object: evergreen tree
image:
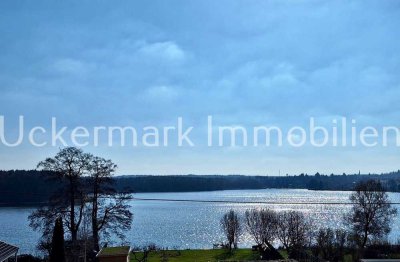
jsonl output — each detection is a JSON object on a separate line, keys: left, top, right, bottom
{"left": 49, "top": 217, "right": 65, "bottom": 262}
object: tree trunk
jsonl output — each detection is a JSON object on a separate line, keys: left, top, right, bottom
{"left": 92, "top": 179, "right": 100, "bottom": 252}
{"left": 362, "top": 231, "right": 368, "bottom": 249}
{"left": 92, "top": 200, "right": 99, "bottom": 251}
{"left": 70, "top": 178, "right": 77, "bottom": 242}
{"left": 361, "top": 220, "right": 370, "bottom": 249}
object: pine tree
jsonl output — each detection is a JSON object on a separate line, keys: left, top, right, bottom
{"left": 49, "top": 217, "right": 66, "bottom": 262}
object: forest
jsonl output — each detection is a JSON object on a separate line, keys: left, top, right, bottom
{"left": 1, "top": 169, "right": 400, "bottom": 206}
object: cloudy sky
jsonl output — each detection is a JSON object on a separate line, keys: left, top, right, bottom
{"left": 0, "top": 0, "right": 400, "bottom": 175}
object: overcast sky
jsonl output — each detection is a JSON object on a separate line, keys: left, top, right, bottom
{"left": 1, "top": 0, "right": 400, "bottom": 175}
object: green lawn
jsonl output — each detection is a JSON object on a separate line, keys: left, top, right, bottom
{"left": 130, "top": 249, "right": 263, "bottom": 262}
{"left": 128, "top": 247, "right": 400, "bottom": 262}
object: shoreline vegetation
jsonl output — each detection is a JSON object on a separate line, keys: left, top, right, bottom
{"left": 1, "top": 169, "right": 400, "bottom": 207}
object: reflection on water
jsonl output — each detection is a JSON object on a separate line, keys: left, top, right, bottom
{"left": 1, "top": 189, "right": 399, "bottom": 255}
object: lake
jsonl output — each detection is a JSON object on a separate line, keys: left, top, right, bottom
{"left": 1, "top": 189, "right": 400, "bottom": 255}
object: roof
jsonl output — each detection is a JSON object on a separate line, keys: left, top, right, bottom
{"left": 0, "top": 241, "right": 19, "bottom": 262}
{"left": 97, "top": 246, "right": 130, "bottom": 257}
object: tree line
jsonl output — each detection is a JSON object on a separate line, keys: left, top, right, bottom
{"left": 219, "top": 180, "right": 398, "bottom": 261}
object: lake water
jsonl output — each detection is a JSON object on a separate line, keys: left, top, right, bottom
{"left": 1, "top": 189, "right": 400, "bottom": 256}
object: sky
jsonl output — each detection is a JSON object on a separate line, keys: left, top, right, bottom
{"left": 0, "top": 0, "right": 400, "bottom": 175}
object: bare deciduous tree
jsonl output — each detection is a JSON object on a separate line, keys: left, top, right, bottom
{"left": 87, "top": 156, "right": 133, "bottom": 252}
{"left": 276, "top": 211, "right": 312, "bottom": 254}
{"left": 335, "top": 229, "right": 348, "bottom": 261}
{"left": 316, "top": 227, "right": 348, "bottom": 262}
{"left": 30, "top": 147, "right": 91, "bottom": 243}
{"left": 317, "top": 228, "right": 334, "bottom": 260}
{"left": 345, "top": 180, "right": 397, "bottom": 251}
{"left": 220, "top": 210, "right": 241, "bottom": 251}
{"left": 245, "top": 208, "right": 277, "bottom": 246}
{"left": 94, "top": 193, "right": 133, "bottom": 245}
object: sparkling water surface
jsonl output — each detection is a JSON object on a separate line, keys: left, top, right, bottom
{"left": 1, "top": 189, "right": 399, "bottom": 255}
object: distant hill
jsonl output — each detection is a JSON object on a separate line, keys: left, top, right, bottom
{"left": 1, "top": 170, "right": 400, "bottom": 206}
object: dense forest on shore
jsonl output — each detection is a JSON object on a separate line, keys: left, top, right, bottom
{"left": 1, "top": 170, "right": 400, "bottom": 206}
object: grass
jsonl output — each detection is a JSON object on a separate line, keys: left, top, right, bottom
{"left": 129, "top": 247, "right": 400, "bottom": 262}
{"left": 130, "top": 248, "right": 290, "bottom": 262}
